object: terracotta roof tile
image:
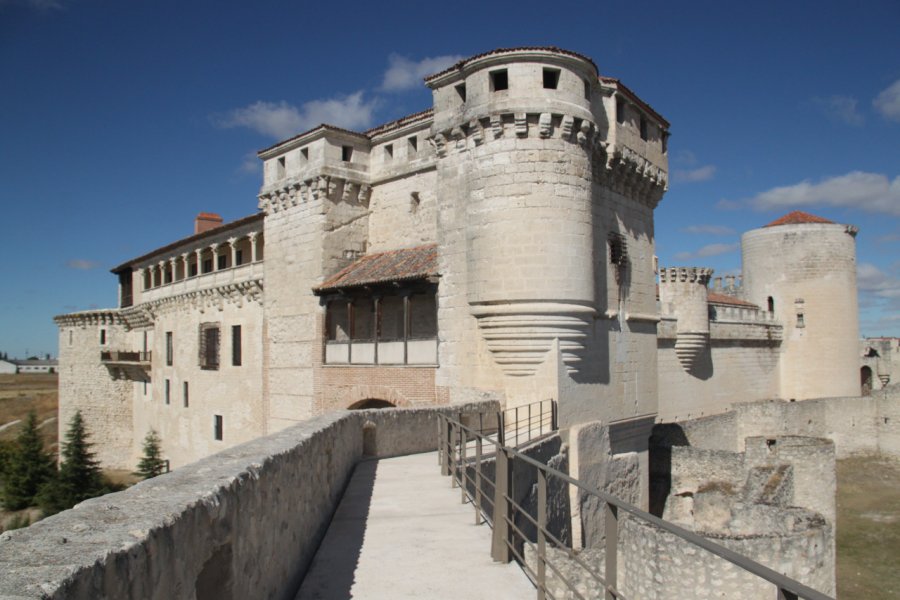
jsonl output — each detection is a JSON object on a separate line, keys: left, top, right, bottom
{"left": 708, "top": 293, "right": 758, "bottom": 308}
{"left": 314, "top": 244, "right": 438, "bottom": 293}
{"left": 764, "top": 211, "right": 835, "bottom": 227}
{"left": 424, "top": 46, "right": 598, "bottom": 82}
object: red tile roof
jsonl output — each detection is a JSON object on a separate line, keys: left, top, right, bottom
{"left": 314, "top": 244, "right": 438, "bottom": 293}
{"left": 708, "top": 293, "right": 759, "bottom": 308}
{"left": 424, "top": 46, "right": 598, "bottom": 82}
{"left": 111, "top": 213, "right": 264, "bottom": 274}
{"left": 764, "top": 211, "right": 835, "bottom": 227}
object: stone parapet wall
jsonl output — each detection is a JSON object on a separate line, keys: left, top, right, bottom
{"left": 0, "top": 402, "right": 496, "bottom": 599}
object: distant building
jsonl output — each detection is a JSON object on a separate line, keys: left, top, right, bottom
{"left": 0, "top": 359, "right": 16, "bottom": 374}
{"left": 12, "top": 358, "right": 58, "bottom": 374}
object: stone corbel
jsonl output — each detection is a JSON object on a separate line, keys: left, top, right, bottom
{"left": 490, "top": 114, "right": 503, "bottom": 139}
{"left": 539, "top": 113, "right": 552, "bottom": 138}
{"left": 560, "top": 115, "right": 575, "bottom": 141}
{"left": 470, "top": 119, "right": 484, "bottom": 145}
{"left": 514, "top": 113, "right": 527, "bottom": 138}
{"left": 358, "top": 184, "right": 372, "bottom": 204}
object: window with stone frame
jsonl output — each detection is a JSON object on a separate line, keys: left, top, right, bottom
{"left": 199, "top": 323, "right": 220, "bottom": 370}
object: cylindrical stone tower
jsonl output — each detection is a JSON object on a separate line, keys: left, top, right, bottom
{"left": 741, "top": 211, "right": 859, "bottom": 400}
{"left": 428, "top": 48, "right": 599, "bottom": 376}
{"left": 659, "top": 267, "right": 713, "bottom": 371}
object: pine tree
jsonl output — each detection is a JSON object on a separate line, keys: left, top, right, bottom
{"left": 134, "top": 429, "right": 166, "bottom": 479}
{"left": 1, "top": 411, "right": 54, "bottom": 511}
{"left": 38, "top": 410, "right": 105, "bottom": 515}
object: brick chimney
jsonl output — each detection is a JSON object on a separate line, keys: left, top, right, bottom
{"left": 194, "top": 212, "right": 223, "bottom": 234}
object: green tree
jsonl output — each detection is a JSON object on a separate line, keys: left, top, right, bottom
{"left": 1, "top": 412, "right": 55, "bottom": 511}
{"left": 134, "top": 429, "right": 166, "bottom": 479}
{"left": 38, "top": 410, "right": 105, "bottom": 515}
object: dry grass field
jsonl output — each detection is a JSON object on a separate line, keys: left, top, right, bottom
{"left": 0, "top": 373, "right": 59, "bottom": 451}
{"left": 836, "top": 455, "right": 900, "bottom": 599}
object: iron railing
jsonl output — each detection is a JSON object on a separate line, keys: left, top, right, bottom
{"left": 498, "top": 399, "right": 557, "bottom": 447}
{"left": 437, "top": 414, "right": 833, "bottom": 600}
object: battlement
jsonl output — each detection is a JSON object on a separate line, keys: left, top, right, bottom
{"left": 658, "top": 266, "right": 713, "bottom": 285}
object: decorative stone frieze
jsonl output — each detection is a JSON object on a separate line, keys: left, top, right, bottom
{"left": 53, "top": 309, "right": 124, "bottom": 328}
{"left": 259, "top": 175, "right": 370, "bottom": 214}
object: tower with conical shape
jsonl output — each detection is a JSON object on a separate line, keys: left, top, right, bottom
{"left": 741, "top": 211, "right": 860, "bottom": 400}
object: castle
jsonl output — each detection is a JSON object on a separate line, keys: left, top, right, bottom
{"left": 54, "top": 46, "right": 861, "bottom": 476}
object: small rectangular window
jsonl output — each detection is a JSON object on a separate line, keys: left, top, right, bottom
{"left": 189, "top": 263, "right": 198, "bottom": 277}
{"left": 232, "top": 325, "right": 242, "bottom": 366}
{"left": 300, "top": 147, "right": 309, "bottom": 163}
{"left": 143, "top": 380, "right": 147, "bottom": 396}
{"left": 99, "top": 329, "right": 106, "bottom": 345}
{"left": 276, "top": 156, "right": 286, "bottom": 178}
{"left": 165, "top": 332, "right": 173, "bottom": 366}
{"left": 235, "top": 249, "right": 243, "bottom": 266}
{"left": 214, "top": 415, "right": 223, "bottom": 441}
{"left": 640, "top": 116, "right": 648, "bottom": 141}
{"left": 165, "top": 379, "right": 170, "bottom": 405}
{"left": 490, "top": 69, "right": 508, "bottom": 91}
{"left": 583, "top": 78, "right": 591, "bottom": 100}
{"left": 616, "top": 98, "right": 625, "bottom": 124}
{"left": 202, "top": 258, "right": 212, "bottom": 274}
{"left": 342, "top": 145, "right": 353, "bottom": 162}
{"left": 662, "top": 132, "right": 668, "bottom": 154}
{"left": 455, "top": 83, "right": 467, "bottom": 101}
{"left": 199, "top": 323, "right": 220, "bottom": 370}
{"left": 384, "top": 144, "right": 393, "bottom": 160}
{"left": 408, "top": 136, "right": 418, "bottom": 156}
{"left": 183, "top": 381, "right": 189, "bottom": 408}
{"left": 217, "top": 254, "right": 227, "bottom": 270}
{"left": 542, "top": 68, "right": 560, "bottom": 89}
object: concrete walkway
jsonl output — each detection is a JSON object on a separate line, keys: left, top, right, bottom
{"left": 295, "top": 452, "right": 535, "bottom": 600}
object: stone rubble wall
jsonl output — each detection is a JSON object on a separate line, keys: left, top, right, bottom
{"left": 0, "top": 402, "right": 495, "bottom": 600}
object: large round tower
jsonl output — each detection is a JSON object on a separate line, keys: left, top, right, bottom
{"left": 741, "top": 211, "right": 859, "bottom": 400}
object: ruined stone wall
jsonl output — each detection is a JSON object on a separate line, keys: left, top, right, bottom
{"left": 55, "top": 312, "right": 134, "bottom": 469}
{"left": 0, "top": 403, "right": 496, "bottom": 599}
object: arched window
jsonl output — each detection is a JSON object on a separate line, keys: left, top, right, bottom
{"left": 861, "top": 366, "right": 873, "bottom": 397}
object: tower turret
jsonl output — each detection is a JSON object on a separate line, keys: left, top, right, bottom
{"left": 659, "top": 267, "right": 713, "bottom": 371}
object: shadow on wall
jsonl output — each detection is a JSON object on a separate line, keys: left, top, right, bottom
{"left": 648, "top": 423, "right": 690, "bottom": 517}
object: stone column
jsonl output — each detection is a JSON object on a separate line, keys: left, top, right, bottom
{"left": 136, "top": 268, "right": 145, "bottom": 291}
{"left": 210, "top": 243, "right": 220, "bottom": 271}
{"left": 169, "top": 257, "right": 178, "bottom": 282}
{"left": 248, "top": 232, "right": 259, "bottom": 263}
{"left": 194, "top": 248, "right": 203, "bottom": 276}
{"left": 228, "top": 237, "right": 238, "bottom": 267}
{"left": 157, "top": 261, "right": 166, "bottom": 286}
{"left": 181, "top": 253, "right": 190, "bottom": 279}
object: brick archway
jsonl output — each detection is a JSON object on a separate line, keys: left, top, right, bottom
{"left": 349, "top": 399, "right": 395, "bottom": 409}
{"left": 345, "top": 385, "right": 411, "bottom": 409}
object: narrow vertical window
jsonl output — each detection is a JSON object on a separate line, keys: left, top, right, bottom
{"left": 640, "top": 116, "right": 648, "bottom": 141}
{"left": 217, "top": 254, "right": 227, "bottom": 270}
{"left": 143, "top": 380, "right": 147, "bottom": 396}
{"left": 616, "top": 97, "right": 625, "bottom": 124}
{"left": 455, "top": 83, "right": 466, "bottom": 102}
{"left": 199, "top": 323, "right": 220, "bottom": 370}
{"left": 232, "top": 325, "right": 242, "bottom": 366}
{"left": 165, "top": 379, "right": 170, "bottom": 405}
{"left": 300, "top": 147, "right": 309, "bottom": 163}
{"left": 767, "top": 297, "right": 775, "bottom": 313}
{"left": 100, "top": 329, "right": 106, "bottom": 345}
{"left": 235, "top": 249, "right": 243, "bottom": 266}
{"left": 214, "top": 415, "right": 223, "bottom": 441}
{"left": 384, "top": 144, "right": 393, "bottom": 160}
{"left": 276, "top": 156, "right": 286, "bottom": 178}
{"left": 583, "top": 77, "right": 591, "bottom": 100}
{"left": 183, "top": 381, "right": 189, "bottom": 408}
{"left": 165, "top": 331, "right": 173, "bottom": 366}
{"left": 407, "top": 136, "right": 418, "bottom": 156}
{"left": 342, "top": 145, "right": 353, "bottom": 162}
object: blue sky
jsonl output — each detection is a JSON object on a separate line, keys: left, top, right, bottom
{"left": 1, "top": 0, "right": 899, "bottom": 358}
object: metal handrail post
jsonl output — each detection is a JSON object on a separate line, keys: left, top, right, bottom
{"left": 491, "top": 447, "right": 512, "bottom": 563}
{"left": 551, "top": 399, "right": 557, "bottom": 431}
{"left": 475, "top": 436, "right": 483, "bottom": 525}
{"left": 497, "top": 411, "right": 506, "bottom": 446}
{"left": 440, "top": 416, "right": 451, "bottom": 477}
{"left": 537, "top": 469, "right": 548, "bottom": 600}
{"left": 451, "top": 422, "right": 459, "bottom": 488}
{"left": 605, "top": 501, "right": 618, "bottom": 600}
{"left": 460, "top": 427, "right": 468, "bottom": 504}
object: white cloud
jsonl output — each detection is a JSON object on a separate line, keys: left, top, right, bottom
{"left": 380, "top": 54, "right": 463, "bottom": 92}
{"left": 812, "top": 95, "right": 863, "bottom": 125}
{"left": 680, "top": 225, "right": 735, "bottom": 236}
{"left": 673, "top": 243, "right": 739, "bottom": 261}
{"left": 874, "top": 79, "right": 900, "bottom": 122}
{"left": 66, "top": 259, "right": 100, "bottom": 270}
{"left": 744, "top": 171, "right": 900, "bottom": 215}
{"left": 672, "top": 165, "right": 716, "bottom": 183}
{"left": 672, "top": 149, "right": 697, "bottom": 166}
{"left": 238, "top": 153, "right": 260, "bottom": 175}
{"left": 215, "top": 93, "right": 379, "bottom": 139}
{"left": 858, "top": 262, "right": 900, "bottom": 299}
